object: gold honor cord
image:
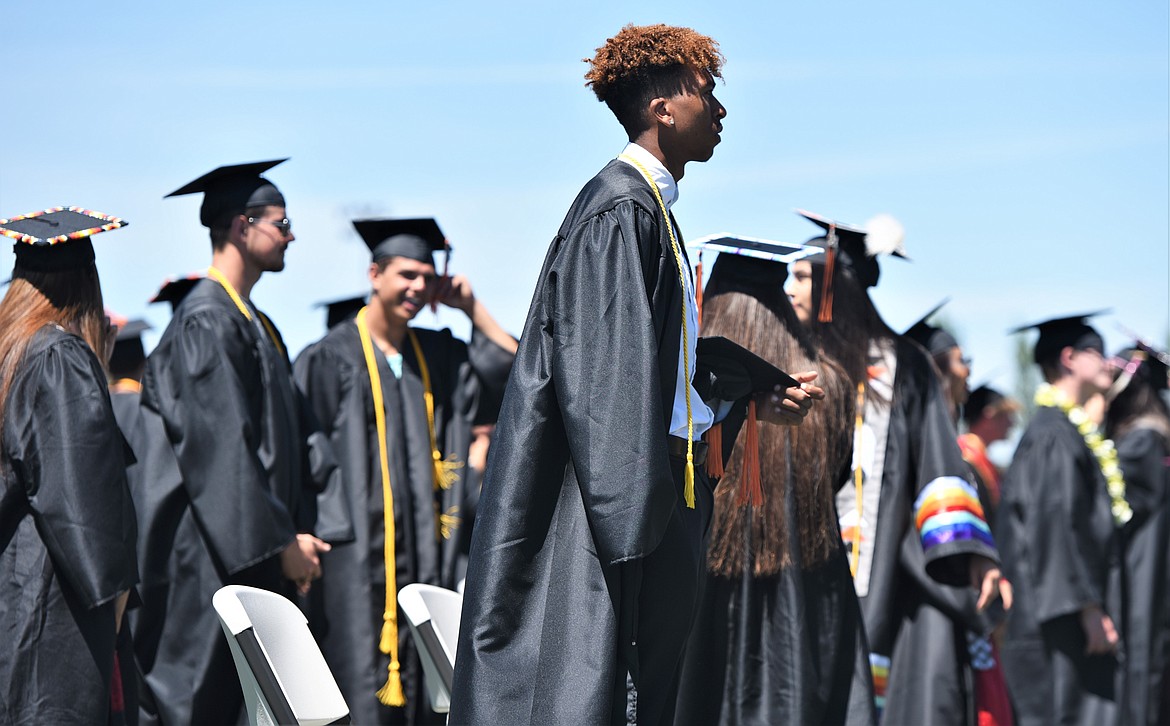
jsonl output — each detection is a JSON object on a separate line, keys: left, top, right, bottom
{"left": 406, "top": 329, "right": 463, "bottom": 501}
{"left": 355, "top": 307, "right": 406, "bottom": 707}
{"left": 206, "top": 266, "right": 285, "bottom": 359}
{"left": 618, "top": 153, "right": 695, "bottom": 509}
{"left": 849, "top": 381, "right": 866, "bottom": 578}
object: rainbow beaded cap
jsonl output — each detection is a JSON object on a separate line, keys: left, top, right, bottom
{"left": 2, "top": 206, "right": 128, "bottom": 271}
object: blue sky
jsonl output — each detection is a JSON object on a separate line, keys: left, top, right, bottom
{"left": 2, "top": 0, "right": 1167, "bottom": 400}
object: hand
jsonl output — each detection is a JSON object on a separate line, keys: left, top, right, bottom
{"left": 281, "top": 534, "right": 332, "bottom": 595}
{"left": 1080, "top": 605, "right": 1119, "bottom": 655}
{"left": 969, "top": 555, "right": 1003, "bottom": 612}
{"left": 437, "top": 274, "right": 476, "bottom": 315}
{"left": 757, "top": 371, "right": 823, "bottom": 426}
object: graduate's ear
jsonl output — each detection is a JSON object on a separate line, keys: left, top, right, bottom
{"left": 368, "top": 261, "right": 382, "bottom": 285}
{"left": 1058, "top": 345, "right": 1078, "bottom": 375}
{"left": 649, "top": 96, "right": 673, "bottom": 129}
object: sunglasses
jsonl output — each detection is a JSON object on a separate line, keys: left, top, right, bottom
{"left": 247, "top": 216, "right": 293, "bottom": 236}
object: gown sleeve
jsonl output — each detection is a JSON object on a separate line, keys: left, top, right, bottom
{"left": 144, "top": 311, "right": 296, "bottom": 575}
{"left": 5, "top": 335, "right": 138, "bottom": 609}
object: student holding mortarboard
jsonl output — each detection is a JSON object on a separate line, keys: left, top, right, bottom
{"left": 0, "top": 207, "right": 138, "bottom": 723}
{"left": 292, "top": 217, "right": 516, "bottom": 724}
{"left": 786, "top": 210, "right": 1006, "bottom": 726}
{"left": 450, "top": 25, "right": 823, "bottom": 726}
{"left": 673, "top": 235, "right": 876, "bottom": 725}
{"left": 1103, "top": 340, "right": 1170, "bottom": 726}
{"left": 132, "top": 160, "right": 334, "bottom": 725}
{"left": 997, "top": 313, "right": 1122, "bottom": 725}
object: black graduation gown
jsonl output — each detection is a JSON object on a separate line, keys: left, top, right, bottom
{"left": 0, "top": 326, "right": 138, "bottom": 724}
{"left": 997, "top": 406, "right": 1118, "bottom": 726}
{"left": 676, "top": 438, "right": 875, "bottom": 726}
{"left": 844, "top": 338, "right": 1000, "bottom": 726}
{"left": 292, "top": 321, "right": 513, "bottom": 725}
{"left": 132, "top": 279, "right": 323, "bottom": 725}
{"left": 449, "top": 160, "right": 712, "bottom": 726}
{"left": 1113, "top": 425, "right": 1170, "bottom": 726}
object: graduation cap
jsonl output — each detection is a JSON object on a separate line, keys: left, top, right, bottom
{"left": 1109, "top": 339, "right": 1170, "bottom": 398}
{"left": 149, "top": 273, "right": 204, "bottom": 312}
{"left": 696, "top": 336, "right": 798, "bottom": 395}
{"left": 315, "top": 294, "right": 366, "bottom": 329}
{"left": 1, "top": 206, "right": 128, "bottom": 272}
{"left": 165, "top": 159, "right": 288, "bottom": 228}
{"left": 902, "top": 299, "right": 959, "bottom": 357}
{"left": 107, "top": 312, "right": 152, "bottom": 379}
{"left": 687, "top": 234, "right": 822, "bottom": 325}
{"left": 354, "top": 217, "right": 450, "bottom": 265}
{"left": 1011, "top": 311, "right": 1107, "bottom": 365}
{"left": 962, "top": 384, "right": 1020, "bottom": 427}
{"left": 795, "top": 209, "right": 906, "bottom": 322}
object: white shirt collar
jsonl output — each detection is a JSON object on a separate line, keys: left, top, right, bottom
{"left": 618, "top": 142, "right": 679, "bottom": 210}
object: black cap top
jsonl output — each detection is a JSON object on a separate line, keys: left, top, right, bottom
{"left": 315, "top": 294, "right": 366, "bottom": 329}
{"left": 354, "top": 218, "right": 448, "bottom": 265}
{"left": 696, "top": 336, "right": 798, "bottom": 394}
{"left": 165, "top": 159, "right": 288, "bottom": 228}
{"left": 1, "top": 206, "right": 129, "bottom": 272}
{"left": 795, "top": 209, "right": 906, "bottom": 289}
{"left": 1012, "top": 311, "right": 1108, "bottom": 365}
{"left": 1111, "top": 341, "right": 1170, "bottom": 394}
{"left": 150, "top": 273, "right": 204, "bottom": 312}
{"left": 903, "top": 299, "right": 959, "bottom": 357}
{"left": 962, "top": 384, "right": 1019, "bottom": 426}
{"left": 114, "top": 318, "right": 152, "bottom": 342}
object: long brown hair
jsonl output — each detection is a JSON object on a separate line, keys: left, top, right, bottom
{"left": 806, "top": 259, "right": 895, "bottom": 389}
{"left": 702, "top": 255, "right": 855, "bottom": 577}
{"left": 0, "top": 264, "right": 109, "bottom": 425}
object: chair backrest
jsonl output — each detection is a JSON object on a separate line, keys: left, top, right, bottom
{"left": 397, "top": 583, "right": 462, "bottom": 714}
{"left": 213, "top": 585, "right": 350, "bottom": 726}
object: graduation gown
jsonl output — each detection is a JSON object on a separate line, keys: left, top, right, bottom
{"left": 292, "top": 321, "right": 513, "bottom": 725}
{"left": 997, "top": 406, "right": 1118, "bottom": 726}
{"left": 1113, "top": 425, "right": 1170, "bottom": 726}
{"left": 132, "top": 278, "right": 324, "bottom": 725}
{"left": 0, "top": 326, "right": 138, "bottom": 724}
{"left": 450, "top": 160, "right": 712, "bottom": 726}
{"left": 837, "top": 337, "right": 1000, "bottom": 725}
{"left": 676, "top": 439, "right": 875, "bottom": 726}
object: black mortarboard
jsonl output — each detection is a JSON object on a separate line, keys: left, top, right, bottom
{"left": 115, "top": 318, "right": 152, "bottom": 341}
{"left": 689, "top": 234, "right": 822, "bottom": 314}
{"left": 696, "top": 336, "right": 798, "bottom": 394}
{"left": 795, "top": 209, "right": 907, "bottom": 289}
{"left": 903, "top": 299, "right": 959, "bottom": 357}
{"left": 107, "top": 312, "right": 151, "bottom": 379}
{"left": 354, "top": 218, "right": 449, "bottom": 265}
{"left": 149, "top": 273, "right": 204, "bottom": 312}
{"left": 962, "top": 384, "right": 1019, "bottom": 426}
{"left": 1110, "top": 340, "right": 1170, "bottom": 395}
{"left": 165, "top": 159, "right": 288, "bottom": 228}
{"left": 1011, "top": 311, "right": 1107, "bottom": 365}
{"left": 1, "top": 206, "right": 128, "bottom": 272}
{"left": 315, "top": 295, "right": 366, "bottom": 329}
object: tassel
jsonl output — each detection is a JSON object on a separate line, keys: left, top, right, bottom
{"left": 695, "top": 252, "right": 704, "bottom": 330}
{"left": 433, "top": 452, "right": 463, "bottom": 491}
{"left": 684, "top": 458, "right": 696, "bottom": 509}
{"left": 705, "top": 423, "right": 724, "bottom": 478}
{"left": 375, "top": 661, "right": 406, "bottom": 707}
{"left": 817, "top": 246, "right": 836, "bottom": 323}
{"left": 376, "top": 615, "right": 407, "bottom": 706}
{"left": 740, "top": 400, "right": 763, "bottom": 507}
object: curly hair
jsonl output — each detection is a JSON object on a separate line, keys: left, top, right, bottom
{"left": 584, "top": 24, "right": 724, "bottom": 135}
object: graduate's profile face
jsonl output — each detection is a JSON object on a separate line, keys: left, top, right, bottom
{"left": 663, "top": 68, "right": 726, "bottom": 164}
{"left": 242, "top": 206, "right": 294, "bottom": 272}
{"left": 370, "top": 256, "right": 437, "bottom": 322}
{"left": 1068, "top": 346, "right": 1112, "bottom": 394}
{"left": 787, "top": 260, "right": 814, "bottom": 324}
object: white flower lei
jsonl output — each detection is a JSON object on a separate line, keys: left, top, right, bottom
{"left": 1034, "top": 383, "right": 1132, "bottom": 524}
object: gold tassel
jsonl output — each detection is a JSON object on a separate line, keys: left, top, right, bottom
{"left": 705, "top": 423, "right": 724, "bottom": 479}
{"left": 375, "top": 653, "right": 406, "bottom": 707}
{"left": 684, "top": 458, "right": 696, "bottom": 509}
{"left": 433, "top": 452, "right": 463, "bottom": 491}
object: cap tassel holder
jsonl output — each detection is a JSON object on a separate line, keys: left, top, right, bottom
{"left": 817, "top": 224, "right": 837, "bottom": 323}
{"left": 736, "top": 400, "right": 763, "bottom": 507}
{"left": 705, "top": 422, "right": 724, "bottom": 478}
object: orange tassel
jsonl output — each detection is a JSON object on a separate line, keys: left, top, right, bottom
{"left": 817, "top": 223, "right": 837, "bottom": 323}
{"left": 737, "top": 400, "right": 764, "bottom": 507}
{"left": 705, "top": 422, "right": 724, "bottom": 478}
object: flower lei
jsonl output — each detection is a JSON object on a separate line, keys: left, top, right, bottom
{"left": 1034, "top": 383, "right": 1132, "bottom": 524}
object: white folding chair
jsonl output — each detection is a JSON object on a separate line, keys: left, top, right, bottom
{"left": 398, "top": 583, "right": 462, "bottom": 714}
{"left": 213, "top": 585, "right": 350, "bottom": 726}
